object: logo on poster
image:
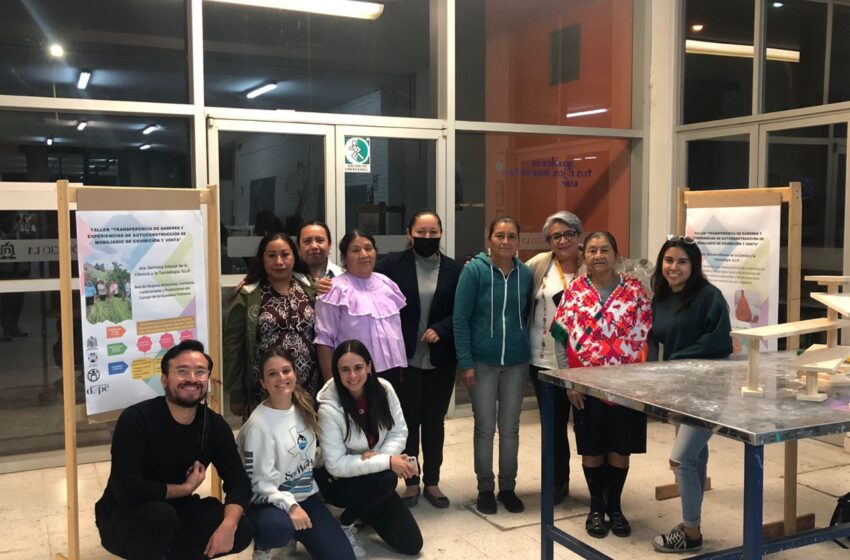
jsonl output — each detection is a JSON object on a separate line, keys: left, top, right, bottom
{"left": 0, "top": 242, "right": 15, "bottom": 261}
{"left": 87, "top": 368, "right": 101, "bottom": 382}
{"left": 86, "top": 384, "right": 109, "bottom": 396}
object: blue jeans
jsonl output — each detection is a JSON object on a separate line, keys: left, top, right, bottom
{"left": 670, "top": 423, "right": 712, "bottom": 528}
{"left": 469, "top": 361, "right": 528, "bottom": 492}
{"left": 247, "top": 493, "right": 355, "bottom": 560}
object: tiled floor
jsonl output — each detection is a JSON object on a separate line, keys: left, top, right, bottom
{"left": 8, "top": 410, "right": 850, "bottom": 559}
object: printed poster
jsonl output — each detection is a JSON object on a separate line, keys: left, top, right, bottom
{"left": 686, "top": 205, "right": 781, "bottom": 352}
{"left": 76, "top": 211, "right": 208, "bottom": 415}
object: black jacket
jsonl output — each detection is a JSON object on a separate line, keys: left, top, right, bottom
{"left": 374, "top": 249, "right": 461, "bottom": 368}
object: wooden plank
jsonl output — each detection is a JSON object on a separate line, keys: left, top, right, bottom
{"left": 784, "top": 441, "right": 798, "bottom": 535}
{"left": 684, "top": 188, "right": 784, "bottom": 209}
{"left": 790, "top": 345, "right": 850, "bottom": 373}
{"left": 76, "top": 186, "right": 202, "bottom": 211}
{"left": 655, "top": 477, "right": 713, "bottom": 501}
{"left": 811, "top": 292, "right": 850, "bottom": 317}
{"left": 205, "top": 184, "right": 224, "bottom": 502}
{"left": 786, "top": 182, "right": 802, "bottom": 351}
{"left": 731, "top": 318, "right": 850, "bottom": 341}
{"left": 676, "top": 187, "right": 687, "bottom": 235}
{"left": 805, "top": 275, "right": 850, "bottom": 285}
{"left": 762, "top": 513, "right": 816, "bottom": 540}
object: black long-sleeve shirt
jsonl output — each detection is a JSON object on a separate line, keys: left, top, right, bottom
{"left": 649, "top": 283, "right": 733, "bottom": 361}
{"left": 98, "top": 397, "right": 251, "bottom": 513}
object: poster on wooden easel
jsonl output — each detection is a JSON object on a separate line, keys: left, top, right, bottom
{"left": 76, "top": 210, "right": 208, "bottom": 415}
{"left": 686, "top": 205, "right": 780, "bottom": 352}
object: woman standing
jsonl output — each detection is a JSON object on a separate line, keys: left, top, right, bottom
{"left": 374, "top": 210, "right": 462, "bottom": 508}
{"left": 550, "top": 231, "right": 651, "bottom": 539}
{"left": 314, "top": 230, "right": 407, "bottom": 389}
{"left": 525, "top": 210, "right": 583, "bottom": 503}
{"left": 238, "top": 348, "right": 355, "bottom": 560}
{"left": 315, "top": 340, "right": 423, "bottom": 559}
{"left": 453, "top": 217, "right": 533, "bottom": 515}
{"left": 224, "top": 233, "right": 322, "bottom": 418}
{"left": 650, "top": 236, "right": 732, "bottom": 553}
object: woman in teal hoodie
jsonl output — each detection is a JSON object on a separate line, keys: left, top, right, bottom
{"left": 453, "top": 216, "right": 533, "bottom": 515}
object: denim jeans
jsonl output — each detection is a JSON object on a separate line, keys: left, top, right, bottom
{"left": 469, "top": 361, "right": 528, "bottom": 492}
{"left": 670, "top": 423, "right": 713, "bottom": 528}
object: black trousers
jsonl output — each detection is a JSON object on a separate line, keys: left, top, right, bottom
{"left": 529, "top": 364, "right": 571, "bottom": 488}
{"left": 95, "top": 495, "right": 254, "bottom": 560}
{"left": 398, "top": 363, "right": 457, "bottom": 486}
{"left": 315, "top": 467, "right": 423, "bottom": 556}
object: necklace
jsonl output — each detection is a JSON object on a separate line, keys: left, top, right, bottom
{"left": 539, "top": 256, "right": 570, "bottom": 360}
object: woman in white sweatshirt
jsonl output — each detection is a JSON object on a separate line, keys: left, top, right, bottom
{"left": 238, "top": 347, "right": 355, "bottom": 560}
{"left": 315, "top": 339, "right": 423, "bottom": 559}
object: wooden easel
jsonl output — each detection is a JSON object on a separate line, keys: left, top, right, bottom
{"left": 660, "top": 183, "right": 811, "bottom": 537}
{"left": 54, "top": 180, "right": 223, "bottom": 560}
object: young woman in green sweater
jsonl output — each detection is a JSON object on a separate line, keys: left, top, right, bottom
{"left": 648, "top": 236, "right": 732, "bottom": 553}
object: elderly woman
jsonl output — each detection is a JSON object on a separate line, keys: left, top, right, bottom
{"left": 550, "top": 231, "right": 651, "bottom": 540}
{"left": 525, "top": 210, "right": 583, "bottom": 504}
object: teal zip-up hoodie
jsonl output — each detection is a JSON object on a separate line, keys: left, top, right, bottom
{"left": 453, "top": 252, "right": 533, "bottom": 369}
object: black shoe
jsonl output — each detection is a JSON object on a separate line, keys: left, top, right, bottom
{"left": 608, "top": 511, "right": 631, "bottom": 537}
{"left": 402, "top": 487, "right": 420, "bottom": 508}
{"left": 585, "top": 511, "right": 610, "bottom": 538}
{"left": 423, "top": 487, "right": 450, "bottom": 509}
{"left": 497, "top": 490, "right": 525, "bottom": 513}
{"left": 476, "top": 491, "right": 497, "bottom": 514}
{"left": 553, "top": 482, "right": 569, "bottom": 505}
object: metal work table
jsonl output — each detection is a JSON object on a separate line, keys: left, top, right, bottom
{"left": 538, "top": 351, "right": 850, "bottom": 559}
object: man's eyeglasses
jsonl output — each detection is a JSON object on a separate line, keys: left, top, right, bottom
{"left": 173, "top": 367, "right": 210, "bottom": 378}
{"left": 547, "top": 230, "right": 580, "bottom": 243}
{"left": 666, "top": 234, "right": 696, "bottom": 245}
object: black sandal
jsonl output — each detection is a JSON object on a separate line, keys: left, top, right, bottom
{"left": 585, "top": 511, "right": 609, "bottom": 538}
{"left": 608, "top": 511, "right": 631, "bottom": 537}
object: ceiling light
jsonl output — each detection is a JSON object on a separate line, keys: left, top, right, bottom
{"left": 77, "top": 70, "right": 91, "bottom": 89}
{"left": 691, "top": 24, "right": 704, "bottom": 32}
{"left": 772, "top": 2, "right": 784, "bottom": 7}
{"left": 585, "top": 156, "right": 598, "bottom": 160}
{"left": 686, "top": 39, "right": 800, "bottom": 63}
{"left": 142, "top": 124, "right": 161, "bottom": 135}
{"left": 76, "top": 121, "right": 87, "bottom": 131}
{"left": 48, "top": 43, "right": 64, "bottom": 58}
{"left": 140, "top": 144, "right": 151, "bottom": 151}
{"left": 246, "top": 82, "right": 278, "bottom": 99}
{"left": 46, "top": 136, "right": 54, "bottom": 146}
{"left": 207, "top": 0, "right": 384, "bottom": 20}
{"left": 573, "top": 157, "right": 583, "bottom": 161}
{"left": 566, "top": 108, "right": 608, "bottom": 118}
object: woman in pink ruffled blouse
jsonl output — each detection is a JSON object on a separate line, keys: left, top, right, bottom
{"left": 314, "top": 229, "right": 407, "bottom": 392}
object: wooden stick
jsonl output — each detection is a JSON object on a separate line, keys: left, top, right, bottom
{"left": 783, "top": 441, "right": 798, "bottom": 536}
{"left": 205, "top": 184, "right": 224, "bottom": 501}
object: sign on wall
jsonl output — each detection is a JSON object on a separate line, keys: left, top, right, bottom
{"left": 686, "top": 205, "right": 781, "bottom": 352}
{"left": 344, "top": 136, "right": 371, "bottom": 173}
{"left": 75, "top": 210, "right": 208, "bottom": 415}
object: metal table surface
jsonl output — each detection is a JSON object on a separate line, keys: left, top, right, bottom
{"left": 538, "top": 351, "right": 850, "bottom": 559}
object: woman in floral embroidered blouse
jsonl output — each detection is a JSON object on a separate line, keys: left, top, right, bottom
{"left": 550, "top": 231, "right": 652, "bottom": 541}
{"left": 224, "top": 232, "right": 322, "bottom": 419}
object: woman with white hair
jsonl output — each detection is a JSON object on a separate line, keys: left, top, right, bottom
{"left": 525, "top": 210, "right": 583, "bottom": 504}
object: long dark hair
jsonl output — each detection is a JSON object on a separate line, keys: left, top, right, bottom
{"left": 331, "top": 340, "right": 394, "bottom": 442}
{"left": 651, "top": 238, "right": 709, "bottom": 312}
{"left": 238, "top": 232, "right": 306, "bottom": 290}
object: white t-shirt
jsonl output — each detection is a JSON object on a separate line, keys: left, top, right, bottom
{"left": 529, "top": 261, "right": 574, "bottom": 369}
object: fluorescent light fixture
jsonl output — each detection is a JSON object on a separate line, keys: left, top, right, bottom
{"left": 585, "top": 156, "right": 598, "bottom": 160}
{"left": 76, "top": 121, "right": 87, "bottom": 131}
{"left": 573, "top": 157, "right": 583, "bottom": 161}
{"left": 246, "top": 82, "right": 278, "bottom": 99}
{"left": 686, "top": 39, "right": 800, "bottom": 63}
{"left": 140, "top": 144, "right": 151, "bottom": 151}
{"left": 77, "top": 70, "right": 91, "bottom": 89}
{"left": 691, "top": 24, "right": 704, "bottom": 32}
{"left": 48, "top": 43, "right": 64, "bottom": 58}
{"left": 46, "top": 136, "right": 54, "bottom": 146}
{"left": 772, "top": 2, "right": 784, "bottom": 7}
{"left": 207, "top": 0, "right": 384, "bottom": 20}
{"left": 566, "top": 108, "right": 608, "bottom": 118}
{"left": 142, "top": 124, "right": 161, "bottom": 135}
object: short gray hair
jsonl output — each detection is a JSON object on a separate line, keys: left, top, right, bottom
{"left": 542, "top": 211, "right": 582, "bottom": 237}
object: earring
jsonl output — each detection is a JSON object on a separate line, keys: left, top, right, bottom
{"left": 515, "top": 250, "right": 519, "bottom": 258}
{"left": 487, "top": 247, "right": 492, "bottom": 257}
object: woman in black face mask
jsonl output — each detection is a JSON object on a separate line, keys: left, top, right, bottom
{"left": 374, "top": 210, "right": 462, "bottom": 509}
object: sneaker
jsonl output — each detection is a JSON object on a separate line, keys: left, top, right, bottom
{"left": 252, "top": 549, "right": 272, "bottom": 560}
{"left": 476, "top": 491, "right": 497, "bottom": 514}
{"left": 652, "top": 525, "right": 703, "bottom": 553}
{"left": 497, "top": 490, "right": 525, "bottom": 513}
{"left": 342, "top": 522, "right": 367, "bottom": 559}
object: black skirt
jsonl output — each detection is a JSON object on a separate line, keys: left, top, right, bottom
{"left": 572, "top": 395, "right": 647, "bottom": 456}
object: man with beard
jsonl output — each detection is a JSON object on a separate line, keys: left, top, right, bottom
{"left": 95, "top": 339, "right": 254, "bottom": 559}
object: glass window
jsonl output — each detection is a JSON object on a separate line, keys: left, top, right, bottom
{"left": 203, "top": 1, "right": 435, "bottom": 118}
{"left": 683, "top": 0, "right": 754, "bottom": 124}
{"left": 829, "top": 4, "right": 850, "bottom": 104}
{"left": 0, "top": 0, "right": 188, "bottom": 103}
{"left": 767, "top": 123, "right": 847, "bottom": 337}
{"left": 456, "top": 0, "right": 634, "bottom": 127}
{"left": 764, "top": 0, "right": 827, "bottom": 113}
{"left": 686, "top": 134, "right": 750, "bottom": 190}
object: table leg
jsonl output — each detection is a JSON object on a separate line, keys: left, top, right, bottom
{"left": 541, "top": 380, "right": 555, "bottom": 560}
{"left": 743, "top": 443, "right": 765, "bottom": 559}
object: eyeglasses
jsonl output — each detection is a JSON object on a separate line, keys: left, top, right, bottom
{"left": 666, "top": 234, "right": 696, "bottom": 245}
{"left": 547, "top": 230, "right": 580, "bottom": 242}
{"left": 172, "top": 367, "right": 210, "bottom": 378}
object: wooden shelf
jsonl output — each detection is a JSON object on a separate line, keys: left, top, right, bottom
{"left": 811, "top": 293, "right": 850, "bottom": 316}
{"left": 731, "top": 318, "right": 850, "bottom": 341}
{"left": 790, "top": 344, "right": 850, "bottom": 373}
{"left": 804, "top": 275, "right": 850, "bottom": 284}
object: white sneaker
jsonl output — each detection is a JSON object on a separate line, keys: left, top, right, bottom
{"left": 342, "top": 522, "right": 367, "bottom": 559}
{"left": 252, "top": 549, "right": 272, "bottom": 560}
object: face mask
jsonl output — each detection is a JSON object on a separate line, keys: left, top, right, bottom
{"left": 412, "top": 237, "right": 440, "bottom": 257}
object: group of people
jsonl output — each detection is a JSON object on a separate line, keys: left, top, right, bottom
{"left": 94, "top": 209, "right": 733, "bottom": 559}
